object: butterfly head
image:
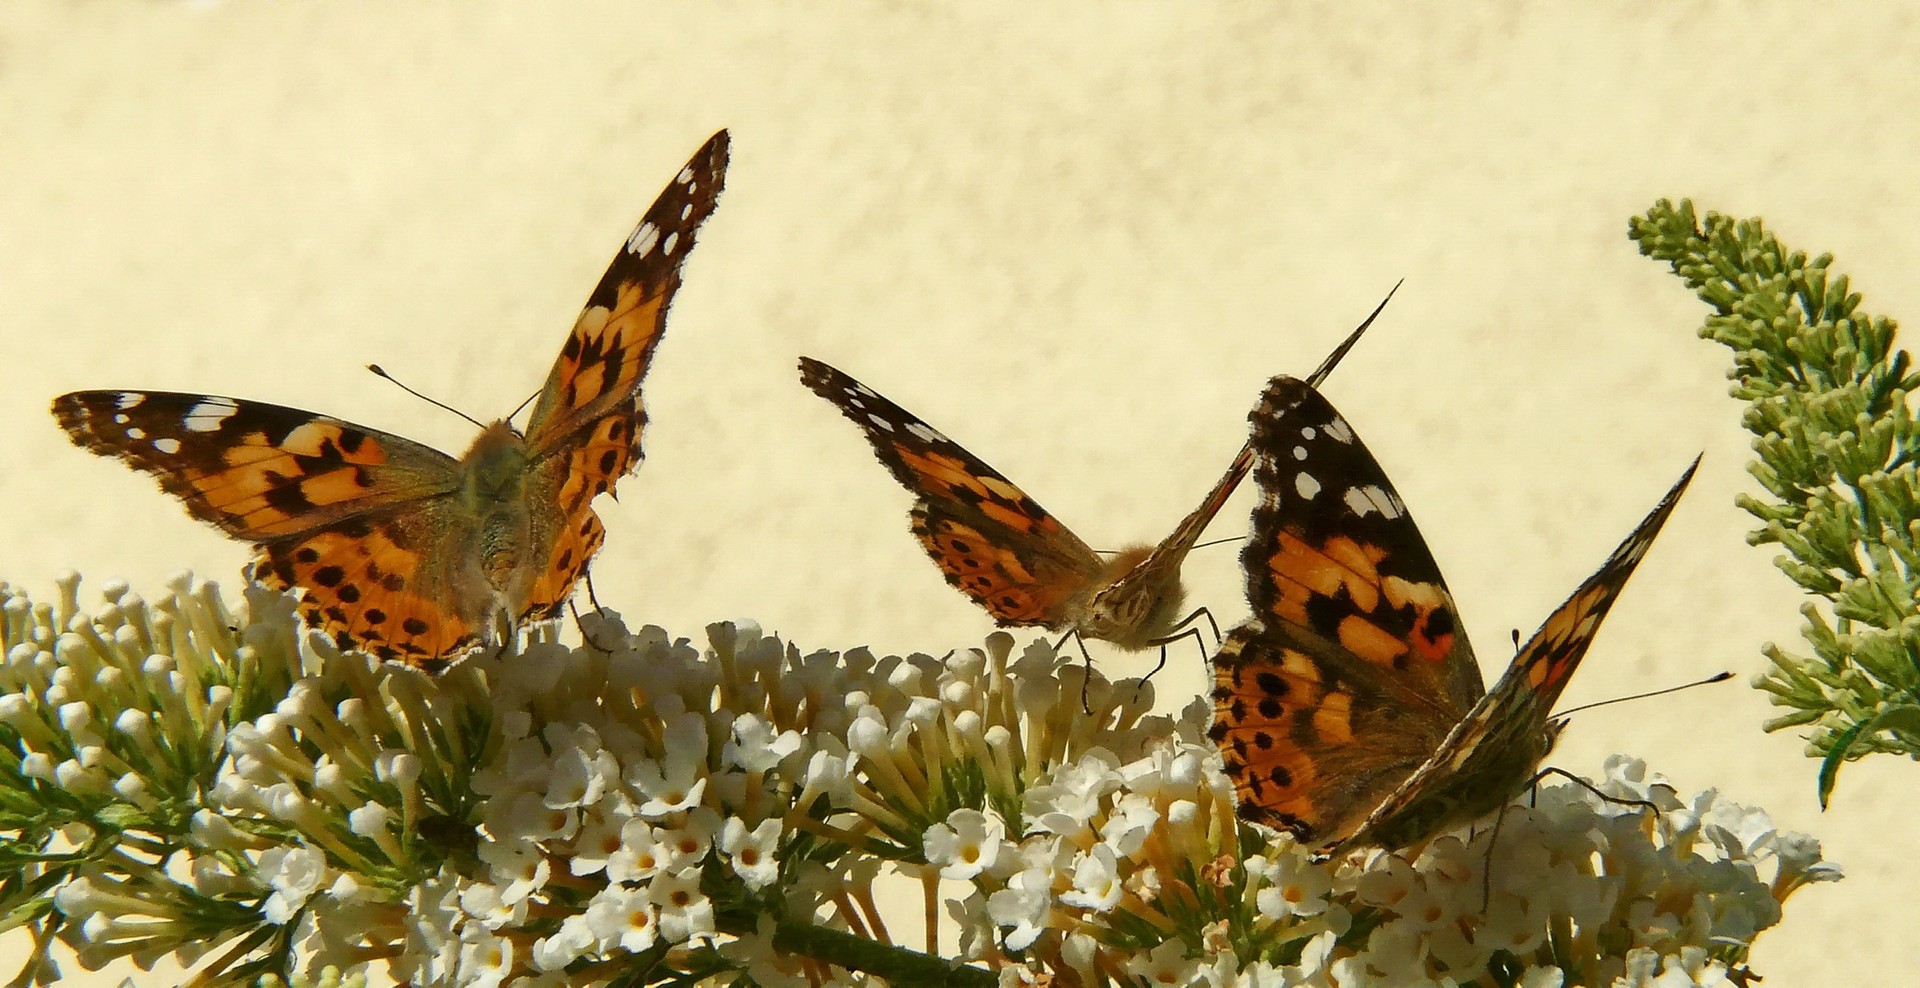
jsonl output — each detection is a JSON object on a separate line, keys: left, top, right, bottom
{"left": 461, "top": 421, "right": 534, "bottom": 501}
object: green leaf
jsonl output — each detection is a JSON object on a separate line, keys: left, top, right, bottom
{"left": 1818, "top": 705, "right": 1920, "bottom": 808}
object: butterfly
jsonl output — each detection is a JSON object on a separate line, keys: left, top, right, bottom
{"left": 52, "top": 130, "right": 730, "bottom": 673}
{"left": 1208, "top": 373, "right": 1696, "bottom": 854}
{"left": 797, "top": 288, "right": 1395, "bottom": 655}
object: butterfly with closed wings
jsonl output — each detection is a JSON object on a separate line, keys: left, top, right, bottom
{"left": 1210, "top": 374, "right": 1696, "bottom": 854}
{"left": 53, "top": 131, "right": 730, "bottom": 672}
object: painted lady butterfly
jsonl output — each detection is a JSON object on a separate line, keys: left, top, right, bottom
{"left": 797, "top": 290, "right": 1393, "bottom": 652}
{"left": 52, "top": 131, "right": 730, "bottom": 672}
{"left": 1210, "top": 374, "right": 1696, "bottom": 854}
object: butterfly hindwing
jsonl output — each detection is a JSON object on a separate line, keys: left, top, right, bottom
{"left": 799, "top": 356, "right": 1106, "bottom": 629}
{"left": 253, "top": 505, "right": 480, "bottom": 673}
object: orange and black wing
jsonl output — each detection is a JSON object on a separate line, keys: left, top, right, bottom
{"left": 52, "top": 390, "right": 481, "bottom": 668}
{"left": 799, "top": 357, "right": 1104, "bottom": 629}
{"left": 520, "top": 130, "right": 729, "bottom": 620}
{"left": 1340, "top": 457, "right": 1699, "bottom": 851}
{"left": 1209, "top": 376, "right": 1484, "bottom": 847}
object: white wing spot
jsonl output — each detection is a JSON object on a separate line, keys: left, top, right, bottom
{"left": 1294, "top": 472, "right": 1322, "bottom": 499}
{"left": 906, "top": 420, "right": 945, "bottom": 444}
{"left": 126, "top": 427, "right": 146, "bottom": 440}
{"left": 867, "top": 412, "right": 895, "bottom": 432}
{"left": 680, "top": 203, "right": 692, "bottom": 221}
{"left": 1299, "top": 426, "right": 1315, "bottom": 440}
{"left": 115, "top": 393, "right": 146, "bottom": 410}
{"left": 153, "top": 437, "right": 181, "bottom": 455}
{"left": 663, "top": 232, "right": 681, "bottom": 255}
{"left": 1345, "top": 485, "right": 1399, "bottom": 518}
{"left": 184, "top": 398, "right": 239, "bottom": 432}
{"left": 678, "top": 166, "right": 695, "bottom": 185}
{"left": 627, "top": 223, "right": 660, "bottom": 257}
{"left": 113, "top": 414, "right": 130, "bottom": 425}
{"left": 1292, "top": 445, "right": 1308, "bottom": 461}
{"left": 1323, "top": 418, "right": 1355, "bottom": 444}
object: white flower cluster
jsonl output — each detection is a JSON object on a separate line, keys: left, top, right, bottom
{"left": 932, "top": 727, "right": 1841, "bottom": 988}
{"left": 0, "top": 575, "right": 1838, "bottom": 988}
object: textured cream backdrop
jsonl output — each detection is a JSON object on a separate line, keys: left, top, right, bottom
{"left": 4, "top": 3, "right": 1916, "bottom": 984}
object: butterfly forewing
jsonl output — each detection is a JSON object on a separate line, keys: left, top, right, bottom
{"left": 1210, "top": 376, "right": 1485, "bottom": 846}
{"left": 798, "top": 356, "right": 1107, "bottom": 629}
{"left": 525, "top": 130, "right": 730, "bottom": 454}
{"left": 52, "top": 391, "right": 462, "bottom": 538}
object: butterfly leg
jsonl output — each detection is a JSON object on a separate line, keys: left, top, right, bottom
{"left": 567, "top": 597, "right": 619, "bottom": 654}
{"left": 1530, "top": 766, "right": 1659, "bottom": 816}
{"left": 1133, "top": 619, "right": 1216, "bottom": 702}
{"left": 584, "top": 565, "right": 605, "bottom": 613}
{"left": 1053, "top": 628, "right": 1098, "bottom": 714}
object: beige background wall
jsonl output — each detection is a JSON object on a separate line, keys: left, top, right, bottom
{"left": 4, "top": 3, "right": 1915, "bottom": 984}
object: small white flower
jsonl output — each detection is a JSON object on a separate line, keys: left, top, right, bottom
{"left": 457, "top": 925, "right": 514, "bottom": 988}
{"left": 1254, "top": 848, "right": 1331, "bottom": 920}
{"left": 724, "top": 713, "right": 803, "bottom": 772}
{"left": 985, "top": 866, "right": 1052, "bottom": 951}
{"left": 648, "top": 867, "right": 716, "bottom": 943}
{"left": 478, "top": 838, "right": 552, "bottom": 904}
{"left": 605, "top": 817, "right": 668, "bottom": 883}
{"left": 1059, "top": 844, "right": 1123, "bottom": 913}
{"left": 570, "top": 798, "right": 638, "bottom": 876}
{"left": 256, "top": 845, "right": 327, "bottom": 924}
{"left": 544, "top": 740, "right": 619, "bottom": 811}
{"left": 627, "top": 715, "right": 711, "bottom": 818}
{"left": 1124, "top": 938, "right": 1202, "bottom": 988}
{"left": 1023, "top": 750, "right": 1123, "bottom": 839}
{"left": 719, "top": 817, "right": 783, "bottom": 889}
{"left": 531, "top": 913, "right": 597, "bottom": 972}
{"left": 584, "top": 884, "right": 658, "bottom": 953}
{"left": 923, "top": 808, "right": 1005, "bottom": 882}
{"left": 1099, "top": 792, "right": 1161, "bottom": 858}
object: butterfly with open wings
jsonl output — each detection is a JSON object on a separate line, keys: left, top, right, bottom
{"left": 53, "top": 131, "right": 730, "bottom": 672}
{"left": 1209, "top": 374, "right": 1696, "bottom": 854}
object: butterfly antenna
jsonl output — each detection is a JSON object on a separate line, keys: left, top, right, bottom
{"left": 367, "top": 365, "right": 487, "bottom": 429}
{"left": 508, "top": 387, "right": 542, "bottom": 423}
{"left": 1554, "top": 671, "right": 1734, "bottom": 719}
{"left": 1305, "top": 278, "right": 1402, "bottom": 387}
{"left": 1191, "top": 535, "right": 1245, "bottom": 552}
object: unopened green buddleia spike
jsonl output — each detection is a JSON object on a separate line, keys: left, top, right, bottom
{"left": 1635, "top": 198, "right": 1920, "bottom": 805}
